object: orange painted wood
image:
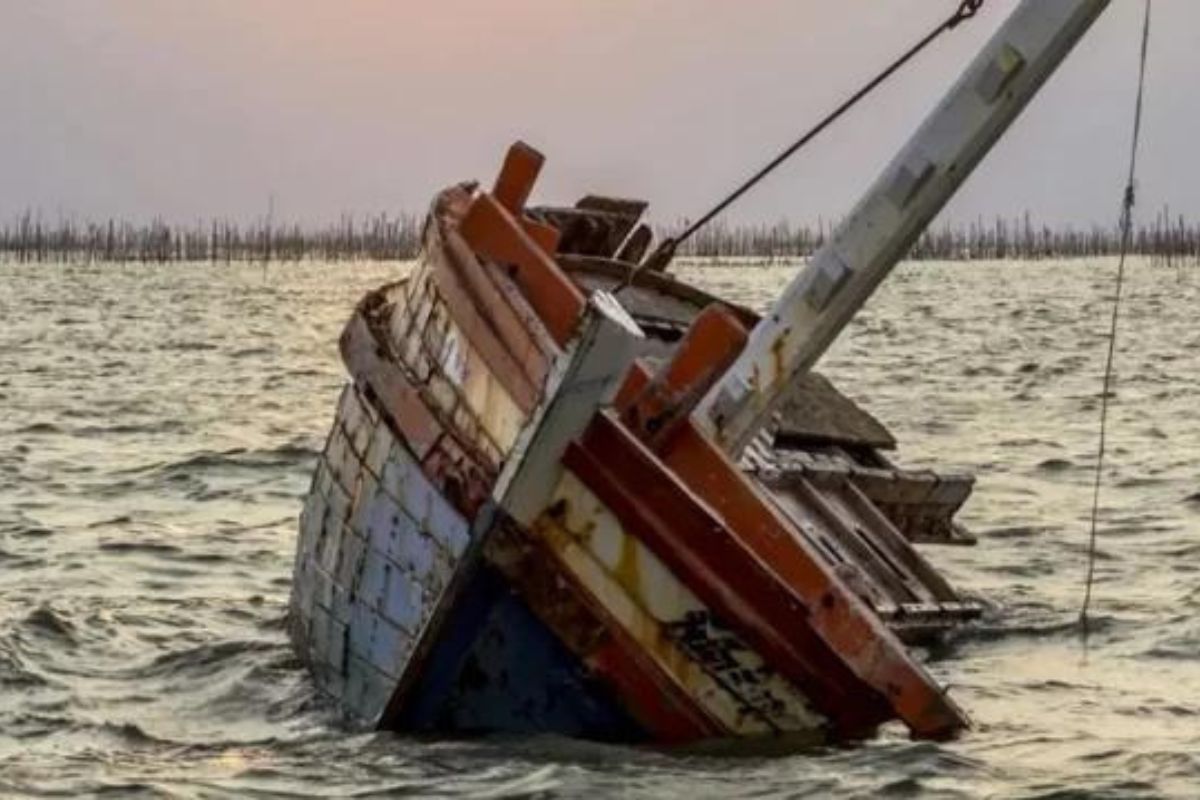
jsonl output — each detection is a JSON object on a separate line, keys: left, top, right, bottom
{"left": 659, "top": 422, "right": 970, "bottom": 740}
{"left": 492, "top": 141, "right": 544, "bottom": 214}
{"left": 612, "top": 358, "right": 652, "bottom": 410}
{"left": 564, "top": 417, "right": 887, "bottom": 739}
{"left": 569, "top": 406, "right": 970, "bottom": 739}
{"left": 621, "top": 304, "right": 747, "bottom": 448}
{"left": 458, "top": 192, "right": 585, "bottom": 347}
{"left": 521, "top": 216, "right": 561, "bottom": 255}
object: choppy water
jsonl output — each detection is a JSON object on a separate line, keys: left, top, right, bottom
{"left": 2, "top": 256, "right": 1198, "bottom": 798}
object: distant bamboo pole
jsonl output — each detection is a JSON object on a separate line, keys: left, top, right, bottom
{"left": 1, "top": 209, "right": 1198, "bottom": 265}
{"left": 0, "top": 211, "right": 424, "bottom": 264}
{"left": 659, "top": 212, "right": 1200, "bottom": 265}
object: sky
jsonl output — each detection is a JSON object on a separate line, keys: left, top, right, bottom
{"left": 2, "top": 1, "right": 1196, "bottom": 230}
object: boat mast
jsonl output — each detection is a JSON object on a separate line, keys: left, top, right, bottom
{"left": 694, "top": 0, "right": 1110, "bottom": 456}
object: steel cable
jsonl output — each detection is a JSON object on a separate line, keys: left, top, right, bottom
{"left": 635, "top": 0, "right": 985, "bottom": 275}
{"left": 1081, "top": 0, "right": 1153, "bottom": 629}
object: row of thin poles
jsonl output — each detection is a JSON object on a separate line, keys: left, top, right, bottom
{"left": 2, "top": 208, "right": 1198, "bottom": 265}
{"left": 0, "top": 212, "right": 422, "bottom": 264}
{"left": 663, "top": 209, "right": 1200, "bottom": 265}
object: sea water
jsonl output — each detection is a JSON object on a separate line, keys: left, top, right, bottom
{"left": 2, "top": 257, "right": 1198, "bottom": 798}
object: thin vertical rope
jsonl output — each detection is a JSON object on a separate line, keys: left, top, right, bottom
{"left": 1081, "top": 0, "right": 1152, "bottom": 628}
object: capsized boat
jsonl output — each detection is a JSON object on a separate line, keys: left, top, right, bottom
{"left": 288, "top": 0, "right": 1110, "bottom": 745}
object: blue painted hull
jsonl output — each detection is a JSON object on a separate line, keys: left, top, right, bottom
{"left": 395, "top": 563, "right": 644, "bottom": 741}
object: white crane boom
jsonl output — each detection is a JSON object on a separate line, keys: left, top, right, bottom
{"left": 695, "top": 0, "right": 1111, "bottom": 455}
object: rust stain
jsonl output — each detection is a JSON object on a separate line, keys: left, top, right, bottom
{"left": 532, "top": 511, "right": 767, "bottom": 736}
{"left": 769, "top": 328, "right": 789, "bottom": 389}
{"left": 566, "top": 411, "right": 970, "bottom": 739}
{"left": 613, "top": 534, "right": 641, "bottom": 597}
{"left": 489, "top": 516, "right": 726, "bottom": 741}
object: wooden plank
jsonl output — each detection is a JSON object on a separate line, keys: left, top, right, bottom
{"left": 620, "top": 303, "right": 748, "bottom": 450}
{"left": 564, "top": 417, "right": 891, "bottom": 739}
{"left": 441, "top": 229, "right": 558, "bottom": 383}
{"left": 494, "top": 291, "right": 643, "bottom": 528}
{"left": 492, "top": 141, "right": 544, "bottom": 214}
{"left": 292, "top": 391, "right": 477, "bottom": 727}
{"left": 767, "top": 477, "right": 928, "bottom": 606}
{"left": 569, "top": 410, "right": 970, "bottom": 740}
{"left": 459, "top": 192, "right": 586, "bottom": 347}
{"left": 340, "top": 312, "right": 444, "bottom": 462}
{"left": 339, "top": 309, "right": 501, "bottom": 520}
{"left": 430, "top": 234, "right": 548, "bottom": 413}
{"left": 774, "top": 372, "right": 897, "bottom": 451}
{"left": 526, "top": 195, "right": 647, "bottom": 259}
{"left": 616, "top": 223, "right": 653, "bottom": 264}
{"left": 654, "top": 419, "right": 970, "bottom": 739}
{"left": 548, "top": 470, "right": 827, "bottom": 736}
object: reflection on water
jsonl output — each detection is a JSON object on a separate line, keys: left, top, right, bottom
{"left": 1, "top": 257, "right": 1198, "bottom": 798}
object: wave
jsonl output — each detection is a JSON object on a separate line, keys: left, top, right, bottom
{"left": 132, "top": 639, "right": 283, "bottom": 681}
{"left": 149, "top": 444, "right": 317, "bottom": 476}
{"left": 22, "top": 606, "right": 78, "bottom": 644}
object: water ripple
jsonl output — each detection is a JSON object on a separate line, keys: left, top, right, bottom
{"left": 3, "top": 257, "right": 1199, "bottom": 797}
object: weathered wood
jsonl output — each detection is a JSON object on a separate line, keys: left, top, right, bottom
{"left": 527, "top": 196, "right": 646, "bottom": 259}
{"left": 459, "top": 192, "right": 586, "bottom": 346}
{"left": 290, "top": 386, "right": 472, "bottom": 726}
{"left": 484, "top": 520, "right": 729, "bottom": 742}
{"left": 564, "top": 413, "right": 895, "bottom": 738}
{"left": 646, "top": 417, "right": 970, "bottom": 739}
{"left": 494, "top": 291, "right": 644, "bottom": 528}
{"left": 615, "top": 223, "right": 653, "bottom": 264}
{"left": 761, "top": 471, "right": 976, "bottom": 636}
{"left": 774, "top": 373, "right": 897, "bottom": 451}
{"left": 492, "top": 141, "right": 544, "bottom": 214}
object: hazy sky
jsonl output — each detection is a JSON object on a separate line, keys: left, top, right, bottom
{"left": 2, "top": 1, "right": 1195, "bottom": 229}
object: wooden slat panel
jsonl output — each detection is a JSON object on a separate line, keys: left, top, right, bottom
{"left": 429, "top": 240, "right": 545, "bottom": 413}
{"left": 290, "top": 386, "right": 477, "bottom": 727}
{"left": 459, "top": 192, "right": 586, "bottom": 347}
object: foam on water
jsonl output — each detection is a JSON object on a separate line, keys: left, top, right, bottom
{"left": 2, "top": 257, "right": 1198, "bottom": 798}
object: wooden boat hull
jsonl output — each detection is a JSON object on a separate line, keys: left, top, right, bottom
{"left": 289, "top": 144, "right": 981, "bottom": 745}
